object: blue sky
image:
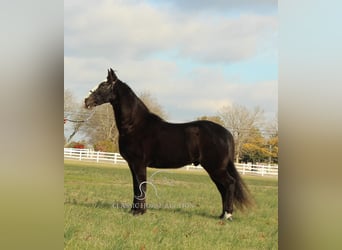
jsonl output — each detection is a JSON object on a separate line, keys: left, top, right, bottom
{"left": 64, "top": 0, "right": 277, "bottom": 122}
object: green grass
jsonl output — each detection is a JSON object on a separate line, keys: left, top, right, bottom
{"left": 64, "top": 160, "right": 278, "bottom": 249}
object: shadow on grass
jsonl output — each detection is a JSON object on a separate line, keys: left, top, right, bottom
{"left": 65, "top": 199, "right": 128, "bottom": 210}
{"left": 64, "top": 199, "right": 219, "bottom": 219}
{"left": 149, "top": 207, "right": 220, "bottom": 220}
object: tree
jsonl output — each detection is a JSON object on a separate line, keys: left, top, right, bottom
{"left": 64, "top": 89, "right": 74, "bottom": 114}
{"left": 139, "top": 91, "right": 167, "bottom": 119}
{"left": 80, "top": 103, "right": 118, "bottom": 151}
{"left": 64, "top": 89, "right": 86, "bottom": 146}
{"left": 266, "top": 136, "right": 278, "bottom": 164}
{"left": 197, "top": 115, "right": 224, "bottom": 126}
{"left": 94, "top": 140, "right": 116, "bottom": 152}
{"left": 218, "top": 104, "right": 264, "bottom": 163}
{"left": 265, "top": 112, "right": 278, "bottom": 163}
{"left": 241, "top": 127, "right": 269, "bottom": 163}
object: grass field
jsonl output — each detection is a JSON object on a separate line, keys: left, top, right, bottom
{"left": 64, "top": 160, "right": 278, "bottom": 249}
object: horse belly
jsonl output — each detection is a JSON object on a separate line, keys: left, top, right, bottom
{"left": 149, "top": 139, "right": 191, "bottom": 168}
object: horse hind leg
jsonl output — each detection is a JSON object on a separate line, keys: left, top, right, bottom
{"left": 208, "top": 167, "right": 236, "bottom": 221}
{"left": 211, "top": 179, "right": 229, "bottom": 220}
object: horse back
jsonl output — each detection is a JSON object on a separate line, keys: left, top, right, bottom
{"left": 144, "top": 119, "right": 233, "bottom": 168}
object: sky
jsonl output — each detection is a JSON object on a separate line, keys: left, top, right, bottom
{"left": 64, "top": 0, "right": 277, "bottom": 123}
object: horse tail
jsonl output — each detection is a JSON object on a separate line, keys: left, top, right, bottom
{"left": 227, "top": 159, "right": 254, "bottom": 210}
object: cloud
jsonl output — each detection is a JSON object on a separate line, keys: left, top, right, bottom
{"left": 64, "top": 0, "right": 277, "bottom": 13}
{"left": 178, "top": 14, "right": 277, "bottom": 63}
{"left": 64, "top": 0, "right": 277, "bottom": 123}
{"left": 154, "top": 0, "right": 277, "bottom": 13}
{"left": 64, "top": 55, "right": 179, "bottom": 101}
{"left": 65, "top": 1, "right": 277, "bottom": 63}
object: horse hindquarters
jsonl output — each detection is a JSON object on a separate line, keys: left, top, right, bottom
{"left": 198, "top": 122, "right": 252, "bottom": 219}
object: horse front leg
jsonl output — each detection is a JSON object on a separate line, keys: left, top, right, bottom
{"left": 129, "top": 164, "right": 147, "bottom": 215}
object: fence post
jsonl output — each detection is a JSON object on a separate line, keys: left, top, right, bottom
{"left": 242, "top": 164, "right": 245, "bottom": 175}
{"left": 79, "top": 149, "right": 82, "bottom": 161}
{"left": 114, "top": 153, "right": 117, "bottom": 164}
{"left": 96, "top": 151, "right": 100, "bottom": 163}
{"left": 261, "top": 165, "right": 264, "bottom": 176}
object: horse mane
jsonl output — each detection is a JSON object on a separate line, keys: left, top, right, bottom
{"left": 147, "top": 112, "right": 164, "bottom": 122}
{"left": 112, "top": 80, "right": 164, "bottom": 134}
{"left": 117, "top": 81, "right": 149, "bottom": 111}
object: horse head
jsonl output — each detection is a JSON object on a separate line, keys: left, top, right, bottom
{"left": 84, "top": 68, "right": 118, "bottom": 109}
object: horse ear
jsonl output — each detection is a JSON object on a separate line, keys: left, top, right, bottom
{"left": 110, "top": 68, "right": 118, "bottom": 81}
{"left": 107, "top": 69, "right": 112, "bottom": 82}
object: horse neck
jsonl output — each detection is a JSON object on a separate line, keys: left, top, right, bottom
{"left": 110, "top": 82, "right": 150, "bottom": 134}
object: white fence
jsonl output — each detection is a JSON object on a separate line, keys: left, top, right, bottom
{"left": 235, "top": 163, "right": 278, "bottom": 177}
{"left": 185, "top": 163, "right": 278, "bottom": 177}
{"left": 64, "top": 148, "right": 126, "bottom": 164}
{"left": 64, "top": 148, "right": 278, "bottom": 177}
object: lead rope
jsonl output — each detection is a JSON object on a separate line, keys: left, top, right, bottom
{"left": 64, "top": 108, "right": 96, "bottom": 123}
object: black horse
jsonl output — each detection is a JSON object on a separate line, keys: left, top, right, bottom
{"left": 85, "top": 69, "right": 252, "bottom": 220}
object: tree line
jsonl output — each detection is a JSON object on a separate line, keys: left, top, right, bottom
{"left": 64, "top": 89, "right": 278, "bottom": 164}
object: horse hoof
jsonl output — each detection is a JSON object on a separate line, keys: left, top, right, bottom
{"left": 131, "top": 209, "right": 146, "bottom": 216}
{"left": 221, "top": 212, "right": 233, "bottom": 221}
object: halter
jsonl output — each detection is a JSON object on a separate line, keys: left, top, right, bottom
{"left": 66, "top": 77, "right": 118, "bottom": 123}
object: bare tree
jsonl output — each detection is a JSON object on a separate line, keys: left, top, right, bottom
{"left": 139, "top": 91, "right": 168, "bottom": 119}
{"left": 218, "top": 104, "right": 264, "bottom": 162}
{"left": 268, "top": 111, "right": 278, "bottom": 137}
{"left": 64, "top": 89, "right": 74, "bottom": 113}
{"left": 197, "top": 115, "right": 224, "bottom": 126}
{"left": 265, "top": 112, "right": 278, "bottom": 163}
{"left": 80, "top": 103, "right": 117, "bottom": 149}
{"left": 64, "top": 89, "right": 86, "bottom": 146}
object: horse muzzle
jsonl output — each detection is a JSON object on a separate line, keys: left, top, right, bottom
{"left": 84, "top": 97, "right": 96, "bottom": 109}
